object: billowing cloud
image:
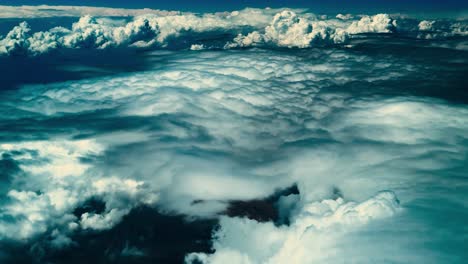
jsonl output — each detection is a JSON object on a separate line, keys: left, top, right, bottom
{"left": 0, "top": 8, "right": 276, "bottom": 55}
{"left": 226, "top": 10, "right": 348, "bottom": 48}
{"left": 1, "top": 8, "right": 467, "bottom": 55}
{"left": 417, "top": 19, "right": 468, "bottom": 39}
{"left": 2, "top": 45, "right": 467, "bottom": 243}
{"left": 346, "top": 14, "right": 397, "bottom": 34}
{"left": 0, "top": 139, "right": 157, "bottom": 242}
{"left": 0, "top": 5, "right": 467, "bottom": 263}
{"left": 186, "top": 191, "right": 400, "bottom": 264}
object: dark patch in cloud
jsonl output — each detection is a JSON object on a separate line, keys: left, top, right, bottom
{"left": 1, "top": 206, "right": 216, "bottom": 264}
{"left": 225, "top": 184, "right": 300, "bottom": 222}
{"left": 0, "top": 153, "right": 20, "bottom": 181}
{"left": 0, "top": 153, "right": 20, "bottom": 195}
{"left": 73, "top": 197, "right": 107, "bottom": 218}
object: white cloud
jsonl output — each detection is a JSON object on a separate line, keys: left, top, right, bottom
{"left": 190, "top": 44, "right": 206, "bottom": 50}
{"left": 2, "top": 7, "right": 467, "bottom": 55}
{"left": 346, "top": 14, "right": 397, "bottom": 34}
{"left": 226, "top": 10, "right": 349, "bottom": 48}
{"left": 80, "top": 208, "right": 129, "bottom": 230}
{"left": 186, "top": 191, "right": 400, "bottom": 264}
{"left": 418, "top": 20, "right": 435, "bottom": 31}
{"left": 417, "top": 19, "right": 468, "bottom": 39}
{"left": 1, "top": 28, "right": 467, "bottom": 261}
{"left": 0, "top": 8, "right": 277, "bottom": 55}
{"left": 0, "top": 139, "right": 157, "bottom": 240}
{"left": 263, "top": 10, "right": 348, "bottom": 47}
{"left": 336, "top": 14, "right": 354, "bottom": 20}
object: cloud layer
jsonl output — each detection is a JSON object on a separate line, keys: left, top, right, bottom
{"left": 1, "top": 7, "right": 467, "bottom": 55}
{"left": 1, "top": 5, "right": 468, "bottom": 264}
{"left": 1, "top": 39, "right": 467, "bottom": 262}
{"left": 0, "top": 5, "right": 182, "bottom": 18}
{"left": 186, "top": 191, "right": 400, "bottom": 264}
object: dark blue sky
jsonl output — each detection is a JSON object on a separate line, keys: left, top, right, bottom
{"left": 1, "top": 0, "right": 467, "bottom": 13}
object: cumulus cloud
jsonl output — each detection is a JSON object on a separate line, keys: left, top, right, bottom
{"left": 190, "top": 44, "right": 206, "bottom": 50}
{"left": 262, "top": 10, "right": 348, "bottom": 47}
{"left": 336, "top": 13, "right": 355, "bottom": 20}
{"left": 0, "top": 8, "right": 278, "bottom": 55}
{"left": 414, "top": 18, "right": 468, "bottom": 39}
{"left": 226, "top": 12, "right": 402, "bottom": 48}
{"left": 186, "top": 191, "right": 400, "bottom": 264}
{"left": 0, "top": 139, "right": 157, "bottom": 241}
{"left": 346, "top": 14, "right": 397, "bottom": 34}
{"left": 2, "top": 7, "right": 467, "bottom": 55}
{"left": 0, "top": 22, "right": 32, "bottom": 56}
{"left": 418, "top": 20, "right": 435, "bottom": 31}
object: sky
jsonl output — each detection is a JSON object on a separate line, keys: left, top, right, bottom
{"left": 1, "top": 0, "right": 468, "bottom": 13}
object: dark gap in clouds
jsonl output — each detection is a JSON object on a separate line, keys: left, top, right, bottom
{"left": 0, "top": 153, "right": 20, "bottom": 195}
{"left": 224, "top": 184, "right": 299, "bottom": 222}
{"left": 0, "top": 185, "right": 302, "bottom": 263}
{"left": 225, "top": 199, "right": 277, "bottom": 222}
{"left": 2, "top": 206, "right": 217, "bottom": 264}
{"left": 73, "top": 197, "right": 107, "bottom": 218}
{"left": 0, "top": 153, "right": 20, "bottom": 181}
{"left": 0, "top": 48, "right": 156, "bottom": 92}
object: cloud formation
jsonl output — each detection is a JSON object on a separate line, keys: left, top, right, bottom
{"left": 0, "top": 5, "right": 181, "bottom": 18}
{"left": 0, "top": 139, "right": 157, "bottom": 242}
{"left": 186, "top": 191, "right": 400, "bottom": 264}
{"left": 1, "top": 8, "right": 466, "bottom": 55}
{"left": 0, "top": 6, "right": 467, "bottom": 263}
{"left": 226, "top": 10, "right": 348, "bottom": 48}
{"left": 2, "top": 45, "right": 467, "bottom": 258}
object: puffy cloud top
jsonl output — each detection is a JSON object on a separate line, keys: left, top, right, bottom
{"left": 346, "top": 14, "right": 397, "bottom": 34}
{"left": 186, "top": 191, "right": 400, "bottom": 264}
{"left": 1, "top": 8, "right": 467, "bottom": 56}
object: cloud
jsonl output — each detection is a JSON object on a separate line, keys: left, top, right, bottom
{"left": 0, "top": 5, "right": 182, "bottom": 18}
{"left": 346, "top": 14, "right": 397, "bottom": 34}
{"left": 0, "top": 8, "right": 276, "bottom": 55}
{"left": 417, "top": 19, "right": 468, "bottom": 39}
{"left": 0, "top": 22, "right": 32, "bottom": 56}
{"left": 254, "top": 10, "right": 347, "bottom": 47}
{"left": 1, "top": 8, "right": 467, "bottom": 55}
{"left": 3, "top": 46, "right": 467, "bottom": 239}
{"left": 418, "top": 20, "right": 435, "bottom": 31}
{"left": 226, "top": 12, "right": 401, "bottom": 48}
{"left": 0, "top": 9, "right": 467, "bottom": 261}
{"left": 0, "top": 139, "right": 157, "bottom": 241}
{"left": 186, "top": 191, "right": 400, "bottom": 264}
